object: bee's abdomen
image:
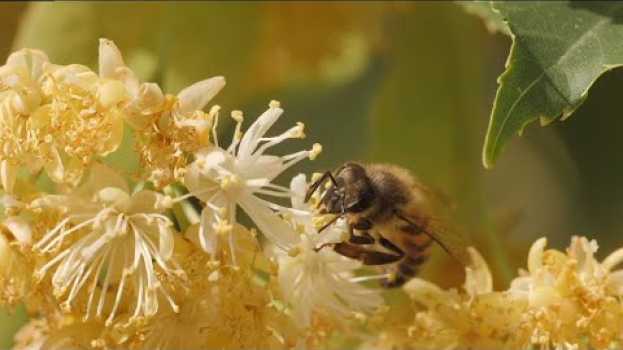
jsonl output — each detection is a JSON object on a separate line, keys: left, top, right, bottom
{"left": 381, "top": 226, "right": 432, "bottom": 288}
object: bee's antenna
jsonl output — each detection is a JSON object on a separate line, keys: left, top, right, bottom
{"left": 305, "top": 171, "right": 338, "bottom": 203}
{"left": 318, "top": 214, "right": 342, "bottom": 233}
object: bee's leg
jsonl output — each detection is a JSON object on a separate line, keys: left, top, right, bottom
{"left": 349, "top": 231, "right": 374, "bottom": 245}
{"left": 333, "top": 242, "right": 403, "bottom": 265}
{"left": 378, "top": 237, "right": 404, "bottom": 255}
{"left": 352, "top": 219, "right": 372, "bottom": 231}
{"left": 305, "top": 171, "right": 338, "bottom": 203}
{"left": 348, "top": 219, "right": 374, "bottom": 245}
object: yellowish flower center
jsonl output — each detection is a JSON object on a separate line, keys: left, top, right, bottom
{"left": 219, "top": 174, "right": 242, "bottom": 192}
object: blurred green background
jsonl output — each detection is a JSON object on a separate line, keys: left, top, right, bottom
{"left": 1, "top": 1, "right": 623, "bottom": 347}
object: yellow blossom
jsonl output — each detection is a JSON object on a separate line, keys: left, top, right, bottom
{"left": 98, "top": 38, "right": 225, "bottom": 187}
{"left": 0, "top": 46, "right": 126, "bottom": 187}
{"left": 367, "top": 237, "right": 623, "bottom": 350}
{"left": 30, "top": 163, "right": 184, "bottom": 326}
{"left": 130, "top": 226, "right": 301, "bottom": 350}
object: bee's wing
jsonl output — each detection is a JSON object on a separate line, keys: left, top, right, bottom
{"left": 395, "top": 210, "right": 472, "bottom": 267}
{"left": 423, "top": 216, "right": 472, "bottom": 266}
{"left": 410, "top": 176, "right": 457, "bottom": 212}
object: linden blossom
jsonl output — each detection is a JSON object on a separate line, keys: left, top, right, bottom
{"left": 183, "top": 100, "right": 321, "bottom": 264}
{"left": 0, "top": 47, "right": 127, "bottom": 188}
{"left": 30, "top": 163, "right": 184, "bottom": 326}
{"left": 375, "top": 237, "right": 623, "bottom": 350}
{"left": 0, "top": 39, "right": 375, "bottom": 350}
{"left": 98, "top": 38, "right": 226, "bottom": 188}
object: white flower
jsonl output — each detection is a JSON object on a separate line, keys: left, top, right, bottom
{"left": 184, "top": 101, "right": 321, "bottom": 262}
{"left": 273, "top": 174, "right": 382, "bottom": 328}
{"left": 31, "top": 163, "right": 183, "bottom": 325}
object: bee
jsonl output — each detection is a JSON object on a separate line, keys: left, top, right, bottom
{"left": 305, "top": 162, "right": 466, "bottom": 288}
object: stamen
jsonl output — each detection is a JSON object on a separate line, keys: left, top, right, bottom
{"left": 252, "top": 123, "right": 305, "bottom": 157}
{"left": 349, "top": 274, "right": 393, "bottom": 283}
{"left": 131, "top": 273, "right": 145, "bottom": 320}
{"left": 210, "top": 105, "right": 221, "bottom": 148}
{"left": 279, "top": 150, "right": 312, "bottom": 175}
{"left": 169, "top": 186, "right": 217, "bottom": 204}
{"left": 68, "top": 252, "right": 103, "bottom": 306}
{"left": 254, "top": 189, "right": 294, "bottom": 198}
{"left": 64, "top": 263, "right": 86, "bottom": 306}
{"left": 254, "top": 196, "right": 308, "bottom": 216}
{"left": 228, "top": 110, "right": 244, "bottom": 154}
{"left": 229, "top": 226, "right": 238, "bottom": 267}
{"left": 80, "top": 215, "right": 124, "bottom": 260}
{"left": 35, "top": 248, "right": 71, "bottom": 280}
{"left": 34, "top": 216, "right": 72, "bottom": 251}
{"left": 106, "top": 245, "right": 129, "bottom": 326}
{"left": 198, "top": 209, "right": 210, "bottom": 253}
{"left": 96, "top": 254, "right": 115, "bottom": 318}
{"left": 84, "top": 246, "right": 111, "bottom": 321}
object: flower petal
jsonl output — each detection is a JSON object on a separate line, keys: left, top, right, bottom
{"left": 3, "top": 216, "right": 32, "bottom": 245}
{"left": 184, "top": 149, "right": 229, "bottom": 202}
{"left": 607, "top": 270, "right": 623, "bottom": 296}
{"left": 238, "top": 195, "right": 299, "bottom": 250}
{"left": 238, "top": 155, "right": 284, "bottom": 182}
{"left": 464, "top": 247, "right": 493, "bottom": 296}
{"left": 128, "top": 190, "right": 166, "bottom": 214}
{"left": 158, "top": 221, "right": 174, "bottom": 261}
{"left": 528, "top": 237, "right": 547, "bottom": 274}
{"left": 0, "top": 160, "right": 17, "bottom": 194}
{"left": 603, "top": 247, "right": 623, "bottom": 272}
{"left": 42, "top": 145, "right": 65, "bottom": 184}
{"left": 175, "top": 76, "right": 225, "bottom": 115}
{"left": 98, "top": 38, "right": 126, "bottom": 79}
{"left": 403, "top": 278, "right": 449, "bottom": 309}
{"left": 77, "top": 163, "right": 130, "bottom": 196}
{"left": 50, "top": 64, "right": 98, "bottom": 91}
{"left": 198, "top": 207, "right": 219, "bottom": 255}
{"left": 6, "top": 48, "right": 49, "bottom": 80}
{"left": 289, "top": 173, "right": 307, "bottom": 210}
{"left": 237, "top": 106, "right": 283, "bottom": 160}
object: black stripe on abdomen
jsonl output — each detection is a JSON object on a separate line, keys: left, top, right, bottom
{"left": 381, "top": 255, "right": 428, "bottom": 288}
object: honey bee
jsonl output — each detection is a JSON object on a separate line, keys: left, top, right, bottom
{"left": 305, "top": 162, "right": 467, "bottom": 288}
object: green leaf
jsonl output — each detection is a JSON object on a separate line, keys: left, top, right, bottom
{"left": 483, "top": 1, "right": 623, "bottom": 168}
{"left": 458, "top": 1, "right": 510, "bottom": 35}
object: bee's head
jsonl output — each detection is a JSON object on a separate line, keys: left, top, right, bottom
{"left": 321, "top": 163, "right": 375, "bottom": 214}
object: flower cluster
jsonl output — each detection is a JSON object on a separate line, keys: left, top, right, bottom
{"left": 6, "top": 38, "right": 623, "bottom": 350}
{"left": 0, "top": 40, "right": 383, "bottom": 349}
{"left": 365, "top": 236, "right": 623, "bottom": 350}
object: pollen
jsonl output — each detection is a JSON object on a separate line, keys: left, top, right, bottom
{"left": 231, "top": 110, "right": 244, "bottom": 122}
{"left": 219, "top": 174, "right": 242, "bottom": 191}
{"left": 214, "top": 221, "right": 233, "bottom": 236}
{"left": 269, "top": 99, "right": 281, "bottom": 108}
{"left": 309, "top": 143, "right": 322, "bottom": 160}
{"left": 287, "top": 246, "right": 301, "bottom": 257}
